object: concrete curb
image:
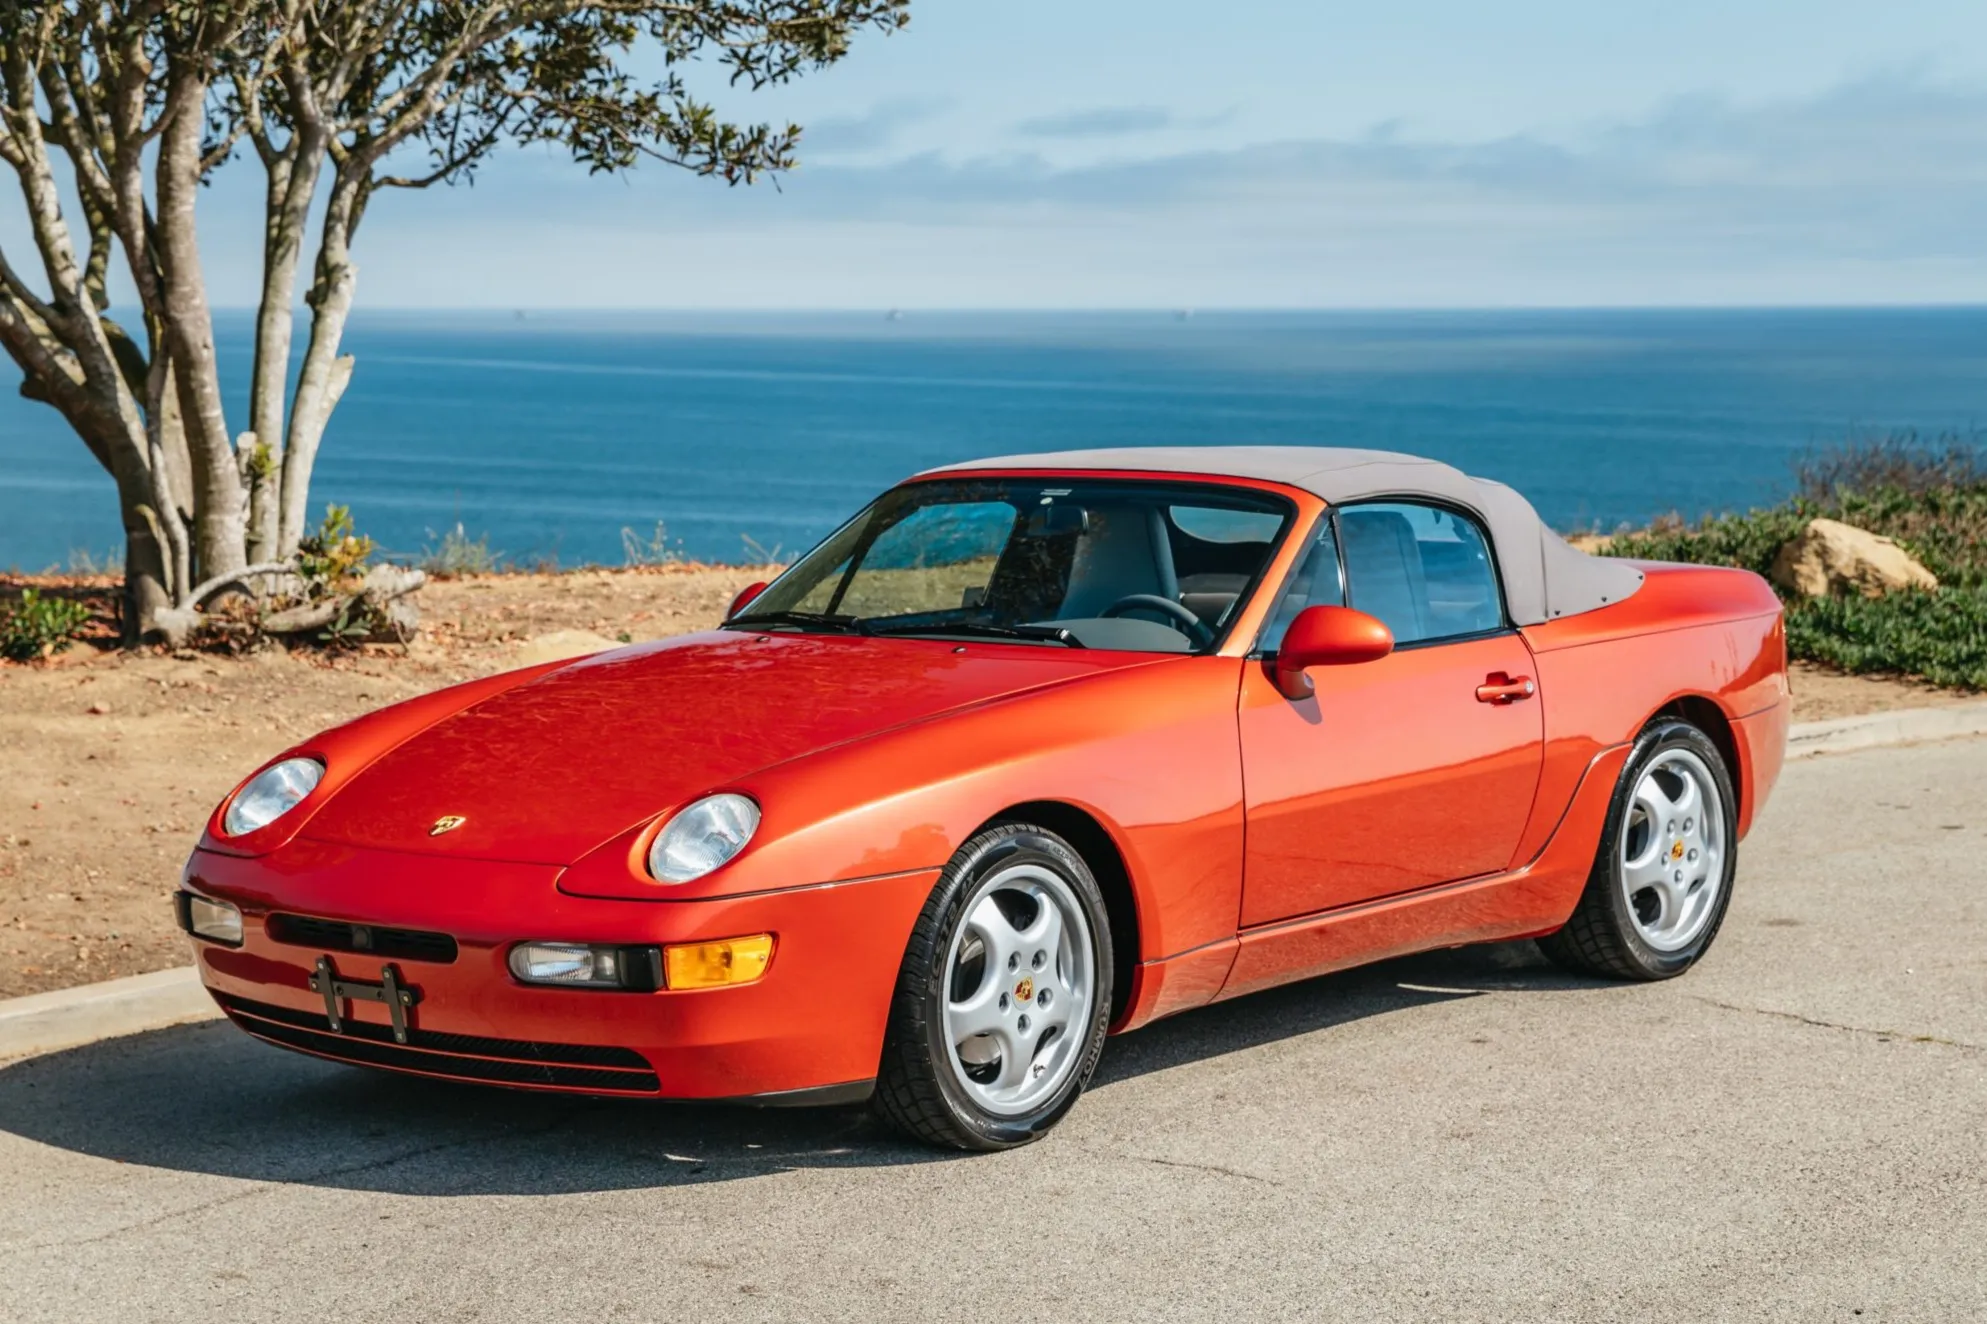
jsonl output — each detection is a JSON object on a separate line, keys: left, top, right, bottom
{"left": 1785, "top": 699, "right": 1987, "bottom": 760}
{"left": 1, "top": 701, "right": 1982, "bottom": 1064}
{"left": 0, "top": 964, "right": 218, "bottom": 1063}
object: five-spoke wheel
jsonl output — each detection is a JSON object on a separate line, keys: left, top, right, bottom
{"left": 874, "top": 823, "right": 1113, "bottom": 1150}
{"left": 1618, "top": 748, "right": 1726, "bottom": 952}
{"left": 1541, "top": 718, "right": 1739, "bottom": 980}
{"left": 942, "top": 863, "right": 1095, "bottom": 1115}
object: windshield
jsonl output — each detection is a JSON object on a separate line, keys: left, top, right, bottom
{"left": 731, "top": 478, "right": 1295, "bottom": 653}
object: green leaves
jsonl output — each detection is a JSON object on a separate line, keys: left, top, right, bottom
{"left": 1606, "top": 504, "right": 1815, "bottom": 580}
{"left": 1, "top": 588, "right": 93, "bottom": 661}
{"left": 1598, "top": 441, "right": 1987, "bottom": 689}
{"left": 294, "top": 503, "right": 376, "bottom": 595}
{"left": 323, "top": 1, "right": 911, "bottom": 190}
{"left": 1786, "top": 588, "right": 1987, "bottom": 690}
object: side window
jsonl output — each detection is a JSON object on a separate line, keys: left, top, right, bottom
{"left": 1259, "top": 516, "right": 1345, "bottom": 652}
{"left": 1338, "top": 501, "right": 1503, "bottom": 646}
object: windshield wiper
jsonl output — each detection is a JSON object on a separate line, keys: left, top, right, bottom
{"left": 725, "top": 609, "right": 864, "bottom": 635}
{"left": 862, "top": 620, "right": 1085, "bottom": 648}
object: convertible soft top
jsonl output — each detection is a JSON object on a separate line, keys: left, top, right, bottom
{"left": 925, "top": 445, "right": 1645, "bottom": 626}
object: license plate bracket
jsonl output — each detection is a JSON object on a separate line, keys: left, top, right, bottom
{"left": 308, "top": 955, "right": 422, "bottom": 1044}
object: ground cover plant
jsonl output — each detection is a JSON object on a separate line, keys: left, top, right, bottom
{"left": 1604, "top": 435, "right": 1987, "bottom": 688}
{"left": 0, "top": 587, "right": 92, "bottom": 660}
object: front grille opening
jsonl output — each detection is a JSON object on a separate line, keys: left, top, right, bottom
{"left": 215, "top": 992, "right": 660, "bottom": 1093}
{"left": 267, "top": 913, "right": 458, "bottom": 964}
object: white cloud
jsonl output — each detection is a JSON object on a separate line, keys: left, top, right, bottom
{"left": 1013, "top": 106, "right": 1179, "bottom": 139}
{"left": 15, "top": 72, "right": 1984, "bottom": 308}
{"left": 796, "top": 98, "right": 951, "bottom": 157}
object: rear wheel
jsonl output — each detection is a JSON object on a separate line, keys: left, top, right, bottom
{"left": 872, "top": 823, "right": 1113, "bottom": 1150}
{"left": 1539, "top": 719, "right": 1738, "bottom": 980}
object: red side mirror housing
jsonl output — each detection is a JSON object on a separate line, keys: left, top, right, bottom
{"left": 726, "top": 582, "right": 769, "bottom": 619}
{"left": 1272, "top": 605, "right": 1393, "bottom": 699}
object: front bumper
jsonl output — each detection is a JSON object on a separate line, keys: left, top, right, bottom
{"left": 183, "top": 839, "right": 937, "bottom": 1100}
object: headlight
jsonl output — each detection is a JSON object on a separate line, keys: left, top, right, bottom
{"left": 223, "top": 757, "right": 324, "bottom": 836}
{"left": 647, "top": 793, "right": 760, "bottom": 883}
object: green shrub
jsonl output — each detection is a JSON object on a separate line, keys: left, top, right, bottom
{"left": 1, "top": 589, "right": 93, "bottom": 661}
{"left": 1786, "top": 588, "right": 1987, "bottom": 689}
{"left": 1599, "top": 436, "right": 1987, "bottom": 689}
{"left": 1607, "top": 504, "right": 1815, "bottom": 579}
{"left": 295, "top": 504, "right": 377, "bottom": 594}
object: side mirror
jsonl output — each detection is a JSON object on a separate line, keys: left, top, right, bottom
{"left": 726, "top": 582, "right": 768, "bottom": 619}
{"left": 1272, "top": 605, "right": 1393, "bottom": 699}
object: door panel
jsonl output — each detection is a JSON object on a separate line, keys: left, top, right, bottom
{"left": 1237, "top": 633, "right": 1544, "bottom": 928}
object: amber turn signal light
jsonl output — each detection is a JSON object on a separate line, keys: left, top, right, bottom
{"left": 663, "top": 934, "right": 775, "bottom": 989}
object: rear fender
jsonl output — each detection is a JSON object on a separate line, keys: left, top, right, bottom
{"left": 1515, "top": 566, "right": 1786, "bottom": 859}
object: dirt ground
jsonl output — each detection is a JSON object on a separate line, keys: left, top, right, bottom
{"left": 0, "top": 571, "right": 1977, "bottom": 1000}
{"left": 0, "top": 566, "right": 765, "bottom": 999}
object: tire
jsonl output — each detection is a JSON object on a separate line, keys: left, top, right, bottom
{"left": 1539, "top": 718, "right": 1739, "bottom": 981}
{"left": 872, "top": 823, "right": 1114, "bottom": 1151}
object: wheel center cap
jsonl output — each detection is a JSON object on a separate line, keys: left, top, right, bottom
{"left": 1014, "top": 976, "right": 1035, "bottom": 1003}
{"left": 1669, "top": 839, "right": 1686, "bottom": 862}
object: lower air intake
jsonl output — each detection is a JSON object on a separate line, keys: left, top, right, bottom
{"left": 215, "top": 992, "right": 660, "bottom": 1094}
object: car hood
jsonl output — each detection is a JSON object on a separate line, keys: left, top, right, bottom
{"left": 297, "top": 629, "right": 1160, "bottom": 864}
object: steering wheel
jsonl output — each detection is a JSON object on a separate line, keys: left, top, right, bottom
{"left": 1099, "top": 593, "right": 1215, "bottom": 648}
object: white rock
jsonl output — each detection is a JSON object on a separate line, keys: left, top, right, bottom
{"left": 1771, "top": 518, "right": 1938, "bottom": 599}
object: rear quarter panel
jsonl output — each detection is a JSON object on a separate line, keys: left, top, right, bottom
{"left": 1517, "top": 562, "right": 1787, "bottom": 852}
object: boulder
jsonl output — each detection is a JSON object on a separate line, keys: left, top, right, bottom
{"left": 358, "top": 563, "right": 426, "bottom": 642}
{"left": 516, "top": 629, "right": 622, "bottom": 667}
{"left": 1770, "top": 518, "right": 1938, "bottom": 599}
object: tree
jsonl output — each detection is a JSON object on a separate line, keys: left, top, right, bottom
{"left": 0, "top": 1, "right": 906, "bottom": 640}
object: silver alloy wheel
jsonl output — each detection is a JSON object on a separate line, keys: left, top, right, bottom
{"left": 941, "top": 861, "right": 1097, "bottom": 1117}
{"left": 1620, "top": 748, "right": 1727, "bottom": 952}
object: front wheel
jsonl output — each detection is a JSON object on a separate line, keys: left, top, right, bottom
{"left": 1539, "top": 718, "right": 1739, "bottom": 980}
{"left": 872, "top": 823, "right": 1113, "bottom": 1150}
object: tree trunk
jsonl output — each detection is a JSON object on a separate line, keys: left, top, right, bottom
{"left": 247, "top": 125, "right": 328, "bottom": 562}
{"left": 152, "top": 69, "right": 246, "bottom": 583}
{"left": 278, "top": 171, "right": 363, "bottom": 556}
{"left": 101, "top": 429, "right": 174, "bottom": 642}
{"left": 119, "top": 510, "right": 174, "bottom": 646}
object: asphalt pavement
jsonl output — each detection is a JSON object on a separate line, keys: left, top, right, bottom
{"left": 1, "top": 737, "right": 1982, "bottom": 1323}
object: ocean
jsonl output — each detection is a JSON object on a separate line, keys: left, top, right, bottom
{"left": 2, "top": 307, "right": 1982, "bottom": 570}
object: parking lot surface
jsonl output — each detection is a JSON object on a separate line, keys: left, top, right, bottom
{"left": 1, "top": 737, "right": 1982, "bottom": 1322}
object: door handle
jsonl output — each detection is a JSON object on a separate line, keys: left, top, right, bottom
{"left": 1475, "top": 672, "right": 1536, "bottom": 704}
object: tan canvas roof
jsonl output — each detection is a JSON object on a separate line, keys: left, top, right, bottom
{"left": 922, "top": 446, "right": 1645, "bottom": 626}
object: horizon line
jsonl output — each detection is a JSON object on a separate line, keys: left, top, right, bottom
{"left": 197, "top": 301, "right": 1987, "bottom": 315}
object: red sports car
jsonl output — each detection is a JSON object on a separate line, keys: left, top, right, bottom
{"left": 180, "top": 447, "right": 1788, "bottom": 1150}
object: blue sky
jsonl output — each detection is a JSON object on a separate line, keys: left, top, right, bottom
{"left": 17, "top": 0, "right": 1987, "bottom": 307}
